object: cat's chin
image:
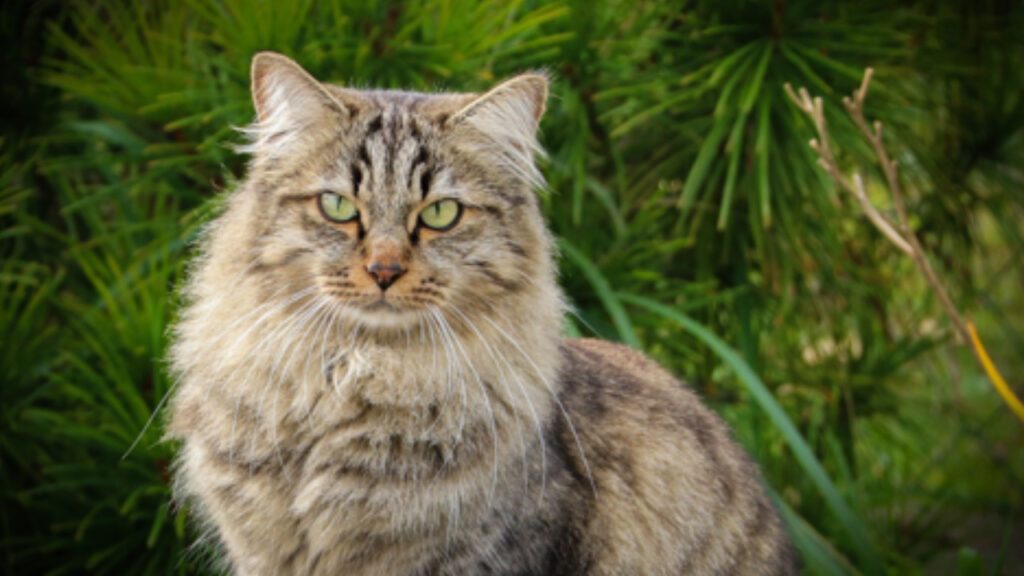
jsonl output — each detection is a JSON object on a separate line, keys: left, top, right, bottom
{"left": 363, "top": 299, "right": 403, "bottom": 313}
{"left": 349, "top": 299, "right": 425, "bottom": 333}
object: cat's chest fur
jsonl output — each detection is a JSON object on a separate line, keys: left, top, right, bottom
{"left": 172, "top": 338, "right": 569, "bottom": 575}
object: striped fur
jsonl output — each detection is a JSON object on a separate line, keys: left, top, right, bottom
{"left": 167, "top": 52, "right": 796, "bottom": 575}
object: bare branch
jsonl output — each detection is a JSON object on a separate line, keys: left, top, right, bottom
{"left": 851, "top": 173, "right": 913, "bottom": 255}
{"left": 789, "top": 67, "right": 1020, "bottom": 425}
{"left": 784, "top": 79, "right": 911, "bottom": 255}
{"left": 788, "top": 67, "right": 973, "bottom": 346}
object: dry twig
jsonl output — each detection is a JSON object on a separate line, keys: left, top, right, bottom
{"left": 782, "top": 77, "right": 912, "bottom": 256}
{"left": 785, "top": 68, "right": 1023, "bottom": 425}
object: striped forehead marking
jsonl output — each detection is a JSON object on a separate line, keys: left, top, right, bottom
{"left": 355, "top": 105, "right": 434, "bottom": 218}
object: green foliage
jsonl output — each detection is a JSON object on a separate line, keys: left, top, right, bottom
{"left": 3, "top": 0, "right": 1023, "bottom": 574}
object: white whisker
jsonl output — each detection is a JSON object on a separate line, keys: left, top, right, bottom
{"left": 481, "top": 314, "right": 597, "bottom": 497}
{"left": 254, "top": 297, "right": 330, "bottom": 472}
{"left": 430, "top": 306, "right": 500, "bottom": 506}
{"left": 228, "top": 293, "right": 323, "bottom": 464}
{"left": 447, "top": 304, "right": 542, "bottom": 501}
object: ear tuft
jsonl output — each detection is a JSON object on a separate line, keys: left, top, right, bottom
{"left": 448, "top": 73, "right": 550, "bottom": 189}
{"left": 238, "top": 52, "right": 350, "bottom": 157}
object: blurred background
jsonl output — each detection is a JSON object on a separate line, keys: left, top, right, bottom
{"left": 2, "top": 0, "right": 1022, "bottom": 574}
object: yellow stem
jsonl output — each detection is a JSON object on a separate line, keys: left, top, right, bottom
{"left": 968, "top": 319, "right": 1024, "bottom": 425}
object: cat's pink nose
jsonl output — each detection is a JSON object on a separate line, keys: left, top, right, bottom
{"left": 366, "top": 261, "right": 406, "bottom": 291}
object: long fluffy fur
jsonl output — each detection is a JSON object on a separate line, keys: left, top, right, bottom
{"left": 167, "top": 52, "right": 796, "bottom": 575}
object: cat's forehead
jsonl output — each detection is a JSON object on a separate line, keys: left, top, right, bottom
{"left": 325, "top": 85, "right": 475, "bottom": 128}
{"left": 309, "top": 86, "right": 480, "bottom": 213}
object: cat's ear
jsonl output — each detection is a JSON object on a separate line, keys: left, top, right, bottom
{"left": 447, "top": 73, "right": 549, "bottom": 187}
{"left": 449, "top": 73, "right": 548, "bottom": 130}
{"left": 241, "top": 52, "right": 356, "bottom": 156}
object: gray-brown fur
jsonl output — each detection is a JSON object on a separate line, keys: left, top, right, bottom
{"left": 167, "top": 51, "right": 796, "bottom": 575}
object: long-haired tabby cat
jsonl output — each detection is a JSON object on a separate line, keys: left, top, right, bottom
{"left": 167, "top": 52, "right": 796, "bottom": 575}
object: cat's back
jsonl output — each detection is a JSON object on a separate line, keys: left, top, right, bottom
{"left": 556, "top": 338, "right": 796, "bottom": 575}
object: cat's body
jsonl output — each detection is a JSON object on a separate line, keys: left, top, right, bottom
{"left": 168, "top": 52, "right": 796, "bottom": 576}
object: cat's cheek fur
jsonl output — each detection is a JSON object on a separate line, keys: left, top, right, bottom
{"left": 167, "top": 51, "right": 796, "bottom": 576}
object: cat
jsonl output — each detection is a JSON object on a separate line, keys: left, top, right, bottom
{"left": 167, "top": 51, "right": 797, "bottom": 576}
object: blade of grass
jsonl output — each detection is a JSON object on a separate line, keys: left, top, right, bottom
{"left": 739, "top": 42, "right": 773, "bottom": 114}
{"left": 558, "top": 238, "right": 638, "bottom": 348}
{"left": 146, "top": 503, "right": 168, "bottom": 549}
{"left": 772, "top": 489, "right": 860, "bottom": 576}
{"left": 717, "top": 112, "right": 747, "bottom": 230}
{"left": 714, "top": 46, "right": 760, "bottom": 117}
{"left": 756, "top": 95, "right": 772, "bottom": 228}
{"left": 678, "top": 116, "right": 730, "bottom": 214}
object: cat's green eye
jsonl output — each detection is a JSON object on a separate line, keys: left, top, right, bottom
{"left": 318, "top": 192, "right": 358, "bottom": 223}
{"left": 419, "top": 199, "right": 462, "bottom": 231}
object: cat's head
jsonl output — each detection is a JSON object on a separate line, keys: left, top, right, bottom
{"left": 227, "top": 52, "right": 558, "bottom": 335}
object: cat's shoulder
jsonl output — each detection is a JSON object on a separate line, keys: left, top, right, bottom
{"left": 561, "top": 337, "right": 691, "bottom": 396}
{"left": 564, "top": 337, "right": 669, "bottom": 370}
{"left": 559, "top": 337, "right": 713, "bottom": 428}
